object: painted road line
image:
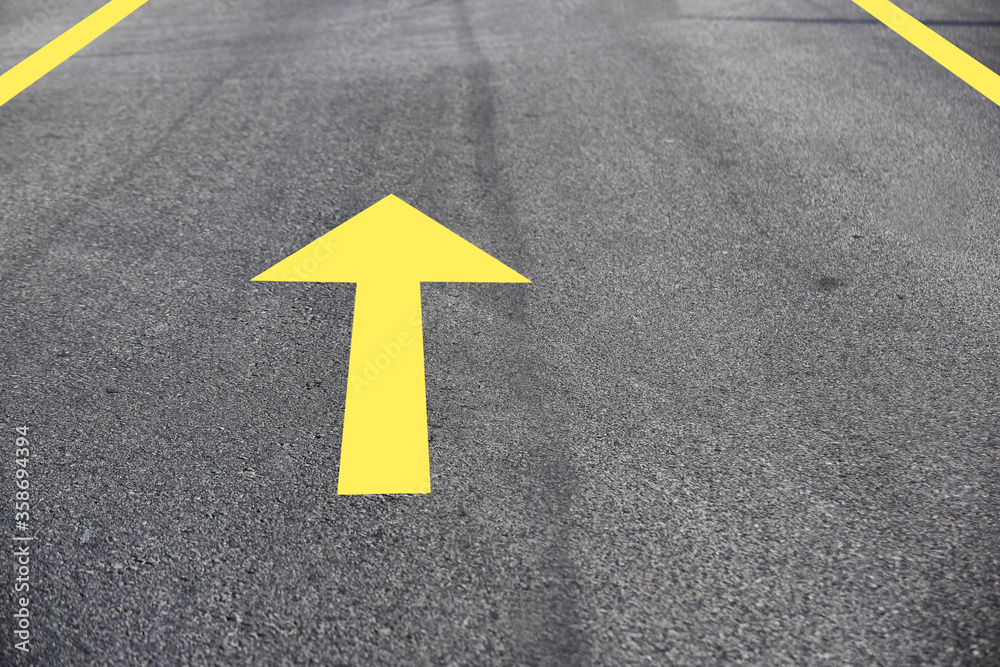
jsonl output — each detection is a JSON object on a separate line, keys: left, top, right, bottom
{"left": 253, "top": 195, "right": 530, "bottom": 495}
{"left": 0, "top": 0, "right": 150, "bottom": 109}
{"left": 852, "top": 0, "right": 1000, "bottom": 106}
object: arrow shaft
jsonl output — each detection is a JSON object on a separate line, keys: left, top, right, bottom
{"left": 337, "top": 280, "right": 430, "bottom": 494}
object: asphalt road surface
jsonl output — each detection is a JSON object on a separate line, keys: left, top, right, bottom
{"left": 1, "top": 0, "right": 999, "bottom": 664}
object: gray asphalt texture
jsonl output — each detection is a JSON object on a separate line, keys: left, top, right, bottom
{"left": 1, "top": 0, "right": 999, "bottom": 664}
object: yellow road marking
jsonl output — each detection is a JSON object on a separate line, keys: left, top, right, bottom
{"left": 0, "top": 0, "right": 149, "bottom": 109}
{"left": 253, "top": 195, "right": 530, "bottom": 495}
{"left": 852, "top": 0, "right": 1000, "bottom": 106}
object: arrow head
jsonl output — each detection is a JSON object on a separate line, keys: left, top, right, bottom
{"left": 252, "top": 195, "right": 530, "bottom": 284}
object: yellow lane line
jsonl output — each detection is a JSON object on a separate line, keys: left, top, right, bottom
{"left": 0, "top": 0, "right": 149, "bottom": 109}
{"left": 852, "top": 0, "right": 1000, "bottom": 106}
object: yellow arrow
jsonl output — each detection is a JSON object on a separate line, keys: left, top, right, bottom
{"left": 252, "top": 195, "right": 530, "bottom": 494}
